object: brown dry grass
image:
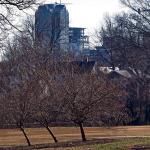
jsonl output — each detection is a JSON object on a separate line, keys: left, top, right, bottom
{"left": 0, "top": 126, "right": 150, "bottom": 147}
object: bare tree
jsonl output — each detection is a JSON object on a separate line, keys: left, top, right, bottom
{"left": 59, "top": 62, "right": 125, "bottom": 141}
{"left": 120, "top": 0, "right": 150, "bottom": 22}
{"left": 1, "top": 55, "right": 40, "bottom": 146}
{"left": 33, "top": 64, "right": 60, "bottom": 143}
{"left": 0, "top": 0, "right": 37, "bottom": 31}
{"left": 0, "top": 22, "right": 42, "bottom": 144}
{"left": 6, "top": 81, "right": 36, "bottom": 146}
{"left": 34, "top": 96, "right": 58, "bottom": 143}
{"left": 0, "top": 61, "right": 10, "bottom": 128}
{"left": 0, "top": 0, "right": 38, "bottom": 51}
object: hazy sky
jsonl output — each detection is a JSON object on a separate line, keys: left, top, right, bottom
{"left": 45, "top": 0, "right": 126, "bottom": 32}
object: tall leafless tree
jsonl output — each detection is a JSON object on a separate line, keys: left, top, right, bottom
{"left": 32, "top": 61, "right": 60, "bottom": 143}
{"left": 59, "top": 62, "right": 125, "bottom": 141}
{"left": 1, "top": 55, "right": 40, "bottom": 146}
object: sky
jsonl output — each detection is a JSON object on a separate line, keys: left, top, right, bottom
{"left": 44, "top": 0, "right": 127, "bottom": 33}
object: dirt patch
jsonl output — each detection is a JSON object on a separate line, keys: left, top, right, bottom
{"left": 1, "top": 126, "right": 150, "bottom": 146}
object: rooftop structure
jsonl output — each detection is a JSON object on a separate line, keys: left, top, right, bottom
{"left": 82, "top": 46, "right": 110, "bottom": 65}
{"left": 69, "top": 27, "right": 89, "bottom": 54}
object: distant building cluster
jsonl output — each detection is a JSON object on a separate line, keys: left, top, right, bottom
{"left": 35, "top": 3, "right": 110, "bottom": 63}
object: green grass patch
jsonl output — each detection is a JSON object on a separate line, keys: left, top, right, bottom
{"left": 93, "top": 138, "right": 150, "bottom": 150}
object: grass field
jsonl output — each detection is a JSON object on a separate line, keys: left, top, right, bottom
{"left": 41, "top": 138, "right": 150, "bottom": 150}
{"left": 0, "top": 126, "right": 150, "bottom": 148}
{"left": 94, "top": 138, "right": 150, "bottom": 150}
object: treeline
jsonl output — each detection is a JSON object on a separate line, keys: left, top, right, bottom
{"left": 0, "top": 0, "right": 127, "bottom": 145}
{"left": 95, "top": 0, "right": 150, "bottom": 125}
{"left": 0, "top": 42, "right": 127, "bottom": 144}
{"left": 0, "top": 0, "right": 150, "bottom": 146}
{"left": 0, "top": 6, "right": 127, "bottom": 143}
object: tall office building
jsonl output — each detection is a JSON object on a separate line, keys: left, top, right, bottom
{"left": 35, "top": 3, "right": 69, "bottom": 52}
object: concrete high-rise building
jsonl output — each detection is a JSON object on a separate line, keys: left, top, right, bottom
{"left": 35, "top": 3, "right": 69, "bottom": 52}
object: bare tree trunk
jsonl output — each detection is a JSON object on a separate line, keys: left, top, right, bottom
{"left": 78, "top": 122, "right": 86, "bottom": 142}
{"left": 20, "top": 126, "right": 31, "bottom": 146}
{"left": 46, "top": 126, "right": 58, "bottom": 143}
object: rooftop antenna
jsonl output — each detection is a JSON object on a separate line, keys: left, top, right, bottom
{"left": 59, "top": 0, "right": 72, "bottom": 5}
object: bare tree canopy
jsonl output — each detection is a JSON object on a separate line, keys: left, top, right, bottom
{"left": 0, "top": 0, "right": 36, "bottom": 9}
{"left": 0, "top": 0, "right": 37, "bottom": 50}
{"left": 120, "top": 0, "right": 150, "bottom": 23}
{"left": 0, "top": 0, "right": 37, "bottom": 30}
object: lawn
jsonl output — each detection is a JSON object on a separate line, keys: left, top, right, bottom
{"left": 94, "top": 138, "right": 150, "bottom": 150}
{"left": 41, "top": 138, "right": 150, "bottom": 150}
{"left": 0, "top": 126, "right": 150, "bottom": 148}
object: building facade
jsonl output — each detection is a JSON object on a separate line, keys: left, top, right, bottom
{"left": 69, "top": 27, "right": 89, "bottom": 54}
{"left": 35, "top": 3, "right": 69, "bottom": 52}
